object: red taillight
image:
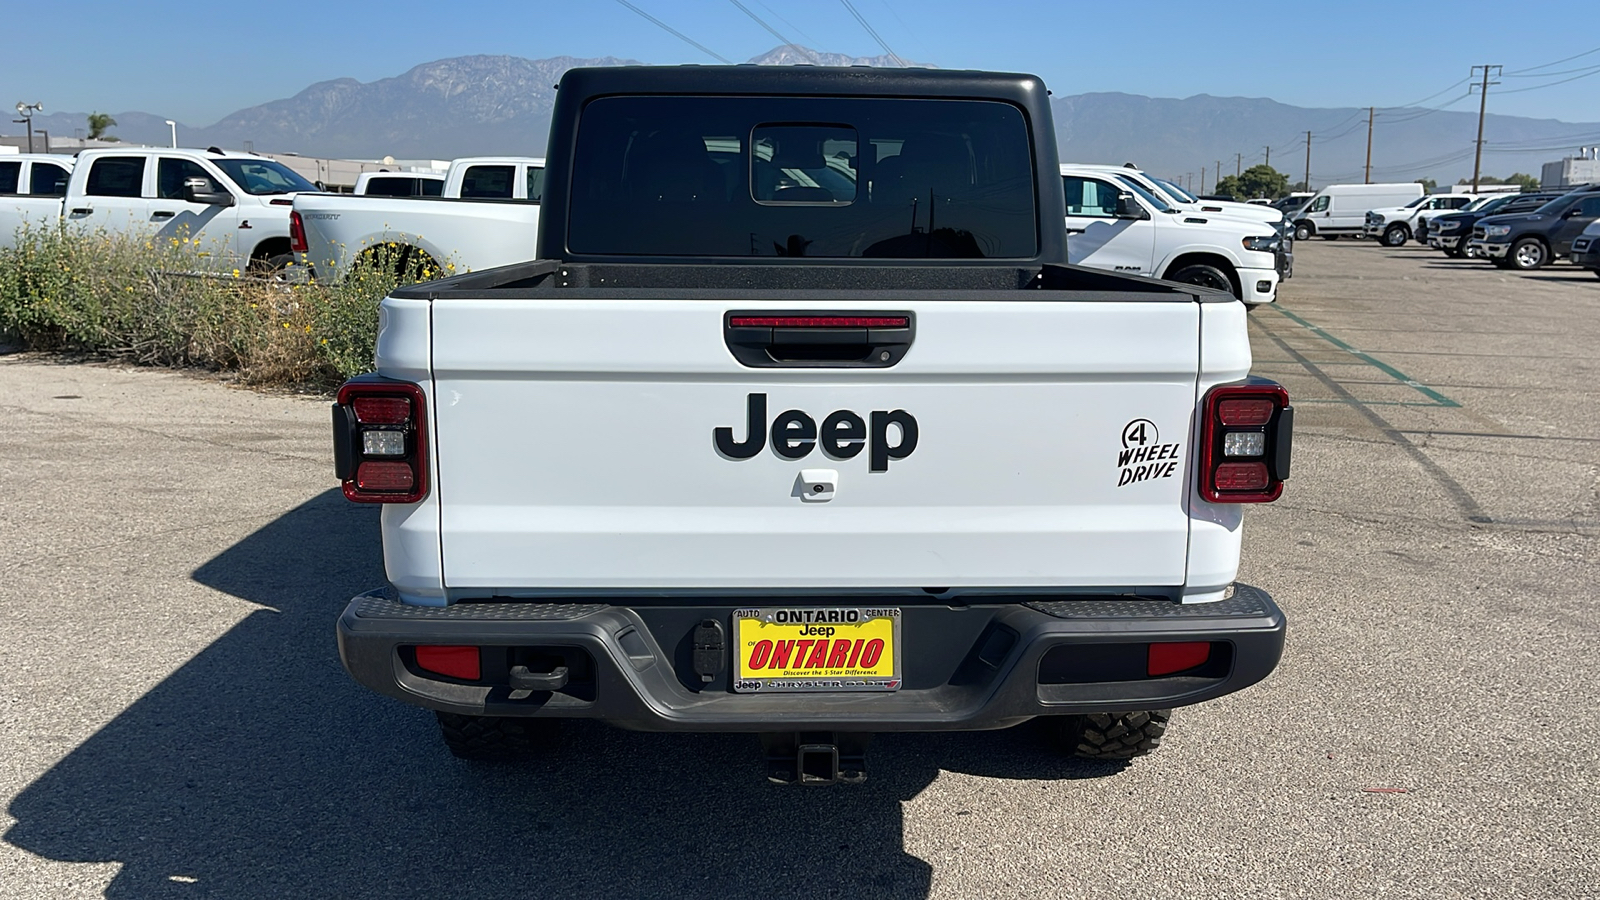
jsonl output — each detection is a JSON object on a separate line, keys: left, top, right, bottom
{"left": 728, "top": 316, "right": 909, "bottom": 328}
{"left": 1199, "top": 380, "right": 1292, "bottom": 503}
{"left": 352, "top": 396, "right": 410, "bottom": 424}
{"left": 414, "top": 646, "right": 480, "bottom": 680}
{"left": 289, "top": 210, "right": 308, "bottom": 253}
{"left": 335, "top": 380, "right": 428, "bottom": 504}
{"left": 356, "top": 461, "right": 414, "bottom": 491}
{"left": 1217, "top": 398, "right": 1275, "bottom": 426}
{"left": 1148, "top": 642, "right": 1211, "bottom": 676}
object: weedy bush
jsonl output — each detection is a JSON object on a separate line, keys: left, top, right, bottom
{"left": 0, "top": 226, "right": 446, "bottom": 389}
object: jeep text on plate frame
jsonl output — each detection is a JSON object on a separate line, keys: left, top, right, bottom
{"left": 732, "top": 608, "right": 902, "bottom": 693}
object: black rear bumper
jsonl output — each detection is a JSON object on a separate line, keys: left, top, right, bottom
{"left": 337, "top": 585, "right": 1285, "bottom": 732}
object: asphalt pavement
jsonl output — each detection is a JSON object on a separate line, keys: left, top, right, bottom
{"left": 1, "top": 240, "right": 1596, "bottom": 899}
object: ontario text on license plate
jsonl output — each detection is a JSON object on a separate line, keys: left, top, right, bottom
{"left": 732, "top": 607, "right": 901, "bottom": 693}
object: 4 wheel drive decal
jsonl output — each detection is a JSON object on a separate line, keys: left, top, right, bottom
{"left": 714, "top": 393, "right": 917, "bottom": 472}
{"left": 1118, "top": 418, "right": 1182, "bottom": 487}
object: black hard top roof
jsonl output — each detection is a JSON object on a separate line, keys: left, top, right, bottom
{"left": 554, "top": 65, "right": 1051, "bottom": 107}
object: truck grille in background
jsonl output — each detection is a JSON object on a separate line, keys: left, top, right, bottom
{"left": 1366, "top": 212, "right": 1381, "bottom": 225}
{"left": 1472, "top": 227, "right": 1487, "bottom": 241}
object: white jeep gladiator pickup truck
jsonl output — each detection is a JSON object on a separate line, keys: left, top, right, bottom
{"left": 292, "top": 156, "right": 544, "bottom": 282}
{"left": 333, "top": 66, "right": 1293, "bottom": 784}
{"left": 1, "top": 148, "right": 311, "bottom": 269}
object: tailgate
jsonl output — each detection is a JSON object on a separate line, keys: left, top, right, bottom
{"left": 430, "top": 298, "right": 1201, "bottom": 592}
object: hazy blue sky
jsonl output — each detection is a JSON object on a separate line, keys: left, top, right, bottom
{"left": 6, "top": 0, "right": 1598, "bottom": 125}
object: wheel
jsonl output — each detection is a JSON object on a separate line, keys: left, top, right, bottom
{"left": 1293, "top": 222, "right": 1313, "bottom": 241}
{"left": 1166, "top": 263, "right": 1238, "bottom": 298}
{"left": 1056, "top": 710, "right": 1172, "bottom": 759}
{"left": 1382, "top": 224, "right": 1408, "bottom": 247}
{"left": 248, "top": 252, "right": 295, "bottom": 272}
{"left": 1446, "top": 244, "right": 1467, "bottom": 259}
{"left": 1508, "top": 237, "right": 1547, "bottom": 270}
{"left": 1491, "top": 257, "right": 1514, "bottom": 269}
{"left": 435, "top": 712, "right": 553, "bottom": 760}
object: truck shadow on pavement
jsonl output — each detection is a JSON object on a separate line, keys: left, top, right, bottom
{"left": 6, "top": 490, "right": 1123, "bottom": 899}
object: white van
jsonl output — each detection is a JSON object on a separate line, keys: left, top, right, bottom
{"left": 1291, "top": 183, "right": 1424, "bottom": 240}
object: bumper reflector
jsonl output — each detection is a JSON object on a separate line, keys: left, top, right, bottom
{"left": 1148, "top": 641, "right": 1211, "bottom": 676}
{"left": 415, "top": 645, "right": 480, "bottom": 681}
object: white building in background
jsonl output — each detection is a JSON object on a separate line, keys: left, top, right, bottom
{"left": 1542, "top": 150, "right": 1600, "bottom": 188}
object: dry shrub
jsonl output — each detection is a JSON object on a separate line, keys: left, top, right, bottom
{"left": 0, "top": 226, "right": 444, "bottom": 390}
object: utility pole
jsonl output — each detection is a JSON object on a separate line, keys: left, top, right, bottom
{"left": 1200, "top": 166, "right": 1206, "bottom": 194}
{"left": 1304, "top": 131, "right": 1312, "bottom": 191}
{"left": 1236, "top": 153, "right": 1242, "bottom": 177}
{"left": 1265, "top": 146, "right": 1271, "bottom": 168}
{"left": 1364, "top": 107, "right": 1375, "bottom": 184}
{"left": 1470, "top": 64, "right": 1501, "bottom": 192}
{"left": 1216, "top": 160, "right": 1222, "bottom": 186}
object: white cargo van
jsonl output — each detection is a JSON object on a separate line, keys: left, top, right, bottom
{"left": 1291, "top": 183, "right": 1423, "bottom": 240}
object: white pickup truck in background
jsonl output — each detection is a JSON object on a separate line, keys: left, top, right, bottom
{"left": 353, "top": 171, "right": 447, "bottom": 197}
{"left": 1061, "top": 165, "right": 1285, "bottom": 303}
{"left": 292, "top": 156, "right": 544, "bottom": 281}
{"left": 1, "top": 148, "right": 312, "bottom": 269}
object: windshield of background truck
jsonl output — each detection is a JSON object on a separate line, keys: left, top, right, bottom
{"left": 567, "top": 96, "right": 1038, "bottom": 258}
{"left": 212, "top": 159, "right": 317, "bottom": 195}
{"left": 1402, "top": 196, "right": 1427, "bottom": 209}
{"left": 1151, "top": 177, "right": 1198, "bottom": 204}
{"left": 1113, "top": 174, "right": 1174, "bottom": 212}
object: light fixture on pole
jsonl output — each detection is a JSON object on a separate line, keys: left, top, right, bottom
{"left": 14, "top": 101, "right": 42, "bottom": 153}
{"left": 165, "top": 120, "right": 177, "bottom": 148}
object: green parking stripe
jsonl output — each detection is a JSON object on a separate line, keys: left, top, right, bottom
{"left": 1267, "top": 306, "right": 1461, "bottom": 408}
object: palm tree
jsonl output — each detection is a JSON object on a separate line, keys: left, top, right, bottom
{"left": 86, "top": 112, "right": 116, "bottom": 140}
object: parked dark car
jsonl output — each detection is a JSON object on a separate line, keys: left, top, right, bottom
{"left": 1570, "top": 220, "right": 1600, "bottom": 278}
{"left": 1428, "top": 193, "right": 1562, "bottom": 258}
{"left": 1467, "top": 191, "right": 1600, "bottom": 269}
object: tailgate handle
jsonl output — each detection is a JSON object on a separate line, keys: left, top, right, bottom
{"left": 724, "top": 312, "right": 915, "bottom": 368}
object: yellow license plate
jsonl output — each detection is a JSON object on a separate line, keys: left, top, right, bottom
{"left": 732, "top": 607, "right": 902, "bottom": 693}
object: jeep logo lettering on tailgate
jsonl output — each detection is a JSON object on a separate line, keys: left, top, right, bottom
{"left": 714, "top": 393, "right": 917, "bottom": 472}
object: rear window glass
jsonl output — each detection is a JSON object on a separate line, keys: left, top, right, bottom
{"left": 86, "top": 156, "right": 146, "bottom": 197}
{"left": 567, "top": 96, "right": 1037, "bottom": 258}
{"left": 420, "top": 177, "right": 443, "bottom": 197}
{"left": 461, "top": 165, "right": 515, "bottom": 199}
{"left": 31, "top": 163, "right": 70, "bottom": 196}
{"left": 526, "top": 167, "right": 545, "bottom": 203}
{"left": 0, "top": 162, "right": 19, "bottom": 194}
{"left": 364, "top": 176, "right": 415, "bottom": 197}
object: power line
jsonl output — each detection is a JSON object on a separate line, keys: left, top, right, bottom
{"left": 1506, "top": 44, "right": 1600, "bottom": 75}
{"left": 614, "top": 0, "right": 734, "bottom": 64}
{"left": 752, "top": 0, "right": 821, "bottom": 48}
{"left": 838, "top": 0, "right": 906, "bottom": 66}
{"left": 1504, "top": 62, "right": 1600, "bottom": 78}
{"left": 1379, "top": 78, "right": 1471, "bottom": 110}
{"left": 728, "top": 0, "right": 820, "bottom": 63}
{"left": 1497, "top": 66, "right": 1600, "bottom": 94}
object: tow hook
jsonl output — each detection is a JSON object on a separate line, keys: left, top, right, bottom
{"left": 760, "top": 732, "right": 871, "bottom": 785}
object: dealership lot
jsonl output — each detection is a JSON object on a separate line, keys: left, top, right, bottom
{"left": 1, "top": 242, "right": 1596, "bottom": 899}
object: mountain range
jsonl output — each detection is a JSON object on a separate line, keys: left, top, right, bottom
{"left": 20, "top": 49, "right": 1600, "bottom": 185}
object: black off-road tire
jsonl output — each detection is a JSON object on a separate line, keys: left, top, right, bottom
{"left": 1445, "top": 244, "right": 1467, "bottom": 259}
{"left": 1167, "top": 263, "right": 1239, "bottom": 299}
{"left": 436, "top": 712, "right": 551, "bottom": 760}
{"left": 1059, "top": 710, "right": 1172, "bottom": 759}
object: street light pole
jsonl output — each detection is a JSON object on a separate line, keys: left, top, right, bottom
{"left": 165, "top": 120, "right": 177, "bottom": 149}
{"left": 14, "top": 102, "right": 42, "bottom": 153}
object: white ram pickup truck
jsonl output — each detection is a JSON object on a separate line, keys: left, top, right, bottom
{"left": 0, "top": 154, "right": 74, "bottom": 233}
{"left": 1, "top": 148, "right": 310, "bottom": 268}
{"left": 333, "top": 66, "right": 1293, "bottom": 784}
{"left": 1060, "top": 164, "right": 1283, "bottom": 305}
{"left": 292, "top": 156, "right": 544, "bottom": 281}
